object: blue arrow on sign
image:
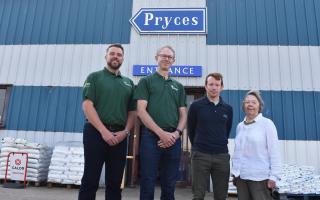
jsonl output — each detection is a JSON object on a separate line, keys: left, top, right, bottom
{"left": 130, "top": 8, "right": 207, "bottom": 34}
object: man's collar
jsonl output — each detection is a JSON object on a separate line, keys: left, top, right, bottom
{"left": 204, "top": 95, "right": 223, "bottom": 105}
{"left": 104, "top": 67, "right": 122, "bottom": 77}
{"left": 155, "top": 71, "right": 172, "bottom": 81}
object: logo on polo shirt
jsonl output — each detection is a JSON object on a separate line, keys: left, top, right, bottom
{"left": 223, "top": 114, "right": 228, "bottom": 119}
{"left": 84, "top": 82, "right": 91, "bottom": 88}
{"left": 170, "top": 84, "right": 178, "bottom": 91}
{"left": 123, "top": 81, "right": 132, "bottom": 88}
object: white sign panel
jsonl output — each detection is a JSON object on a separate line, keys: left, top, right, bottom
{"left": 9, "top": 153, "right": 28, "bottom": 181}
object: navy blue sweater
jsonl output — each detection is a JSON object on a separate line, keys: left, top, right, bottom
{"left": 187, "top": 96, "right": 233, "bottom": 154}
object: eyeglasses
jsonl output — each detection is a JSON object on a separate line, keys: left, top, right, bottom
{"left": 243, "top": 100, "right": 258, "bottom": 105}
{"left": 158, "top": 54, "right": 174, "bottom": 61}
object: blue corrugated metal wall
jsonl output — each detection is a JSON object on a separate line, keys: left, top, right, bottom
{"left": 0, "top": 0, "right": 133, "bottom": 44}
{"left": 5, "top": 86, "right": 320, "bottom": 140}
{"left": 207, "top": 0, "right": 320, "bottom": 45}
{"left": 6, "top": 86, "right": 85, "bottom": 132}
{"left": 4, "top": 0, "right": 319, "bottom": 45}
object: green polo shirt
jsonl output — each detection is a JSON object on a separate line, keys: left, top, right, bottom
{"left": 83, "top": 68, "right": 135, "bottom": 126}
{"left": 134, "top": 72, "right": 187, "bottom": 128}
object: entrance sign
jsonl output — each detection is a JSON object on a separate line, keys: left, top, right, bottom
{"left": 130, "top": 8, "right": 207, "bottom": 34}
{"left": 133, "top": 65, "right": 202, "bottom": 77}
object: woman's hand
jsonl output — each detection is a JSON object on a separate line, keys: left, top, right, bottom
{"left": 232, "top": 176, "right": 239, "bottom": 186}
{"left": 267, "top": 179, "right": 276, "bottom": 189}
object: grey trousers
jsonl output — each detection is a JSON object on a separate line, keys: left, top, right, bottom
{"left": 191, "top": 151, "right": 230, "bottom": 200}
{"left": 235, "top": 178, "right": 273, "bottom": 200}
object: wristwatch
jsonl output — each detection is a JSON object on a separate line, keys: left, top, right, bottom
{"left": 124, "top": 130, "right": 130, "bottom": 136}
{"left": 176, "top": 128, "right": 183, "bottom": 136}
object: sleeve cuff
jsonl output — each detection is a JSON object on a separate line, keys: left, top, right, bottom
{"left": 231, "top": 169, "right": 240, "bottom": 177}
{"left": 269, "top": 175, "right": 280, "bottom": 182}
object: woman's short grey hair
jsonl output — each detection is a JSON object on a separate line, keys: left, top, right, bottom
{"left": 242, "top": 90, "right": 264, "bottom": 113}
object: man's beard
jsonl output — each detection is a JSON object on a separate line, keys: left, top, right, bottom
{"left": 107, "top": 60, "right": 122, "bottom": 70}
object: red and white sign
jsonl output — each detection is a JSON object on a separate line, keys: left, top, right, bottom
{"left": 5, "top": 152, "right": 28, "bottom": 185}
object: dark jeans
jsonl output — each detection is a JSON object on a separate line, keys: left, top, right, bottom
{"left": 139, "top": 128, "right": 181, "bottom": 200}
{"left": 78, "top": 123, "right": 127, "bottom": 200}
{"left": 191, "top": 151, "right": 230, "bottom": 200}
{"left": 236, "top": 178, "right": 273, "bottom": 200}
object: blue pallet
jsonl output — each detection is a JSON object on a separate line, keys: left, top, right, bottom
{"left": 280, "top": 193, "right": 320, "bottom": 200}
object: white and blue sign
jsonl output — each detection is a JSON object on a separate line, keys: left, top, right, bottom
{"left": 130, "top": 8, "right": 207, "bottom": 34}
{"left": 133, "top": 65, "right": 202, "bottom": 77}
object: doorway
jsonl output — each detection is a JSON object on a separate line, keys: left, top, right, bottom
{"left": 177, "top": 87, "right": 205, "bottom": 186}
{"left": 126, "top": 87, "right": 205, "bottom": 187}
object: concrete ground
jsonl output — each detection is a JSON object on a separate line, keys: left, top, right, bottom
{"left": 0, "top": 184, "right": 237, "bottom": 200}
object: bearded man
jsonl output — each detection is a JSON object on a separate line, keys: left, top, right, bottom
{"left": 79, "top": 44, "right": 136, "bottom": 200}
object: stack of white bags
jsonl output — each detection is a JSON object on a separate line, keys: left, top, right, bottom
{"left": 278, "top": 164, "right": 320, "bottom": 194}
{"left": 227, "top": 164, "right": 320, "bottom": 195}
{"left": 0, "top": 137, "right": 52, "bottom": 182}
{"left": 48, "top": 141, "right": 84, "bottom": 185}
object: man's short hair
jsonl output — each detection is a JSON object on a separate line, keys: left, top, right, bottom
{"left": 106, "top": 43, "right": 124, "bottom": 54}
{"left": 156, "top": 45, "right": 175, "bottom": 58}
{"left": 205, "top": 73, "right": 224, "bottom": 86}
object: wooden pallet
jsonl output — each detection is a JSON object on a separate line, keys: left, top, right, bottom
{"left": 47, "top": 182, "right": 80, "bottom": 189}
{"left": 281, "top": 193, "right": 320, "bottom": 200}
{"left": 26, "top": 180, "right": 46, "bottom": 187}
{"left": 0, "top": 179, "right": 46, "bottom": 187}
{"left": 0, "top": 179, "right": 22, "bottom": 184}
{"left": 225, "top": 192, "right": 320, "bottom": 200}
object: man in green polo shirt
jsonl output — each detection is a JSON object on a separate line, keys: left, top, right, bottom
{"left": 79, "top": 44, "right": 135, "bottom": 200}
{"left": 135, "top": 45, "right": 187, "bottom": 200}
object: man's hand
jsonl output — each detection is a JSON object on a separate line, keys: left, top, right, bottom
{"left": 157, "top": 131, "right": 176, "bottom": 148}
{"left": 173, "top": 131, "right": 180, "bottom": 140}
{"left": 113, "top": 130, "right": 128, "bottom": 144}
{"left": 101, "top": 131, "right": 119, "bottom": 146}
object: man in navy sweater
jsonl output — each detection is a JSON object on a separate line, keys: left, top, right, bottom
{"left": 188, "top": 73, "right": 233, "bottom": 200}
